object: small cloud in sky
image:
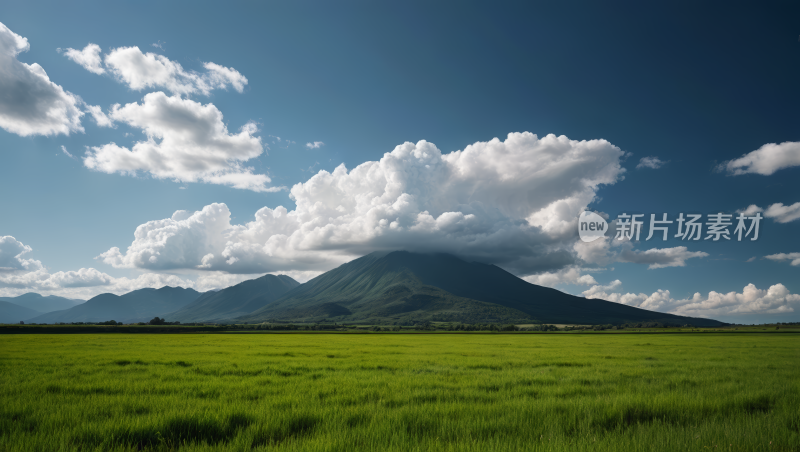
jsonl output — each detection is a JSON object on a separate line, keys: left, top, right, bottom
{"left": 765, "top": 252, "right": 800, "bottom": 266}
{"left": 737, "top": 202, "right": 800, "bottom": 223}
{"left": 306, "top": 141, "right": 324, "bottom": 149}
{"left": 736, "top": 204, "right": 763, "bottom": 216}
{"left": 152, "top": 41, "right": 165, "bottom": 50}
{"left": 60, "top": 43, "right": 105, "bottom": 75}
{"left": 636, "top": 156, "right": 666, "bottom": 169}
{"left": 719, "top": 141, "right": 800, "bottom": 175}
{"left": 85, "top": 105, "right": 115, "bottom": 128}
{"left": 746, "top": 256, "right": 757, "bottom": 262}
{"left": 60, "top": 145, "right": 76, "bottom": 159}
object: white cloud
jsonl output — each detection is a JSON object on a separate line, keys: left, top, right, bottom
{"left": 737, "top": 202, "right": 800, "bottom": 223}
{"left": 60, "top": 43, "right": 104, "bottom": 74}
{"left": 582, "top": 280, "right": 675, "bottom": 312}
{"left": 202, "top": 62, "right": 247, "bottom": 93}
{"left": 573, "top": 236, "right": 614, "bottom": 266}
{"left": 83, "top": 92, "right": 279, "bottom": 192}
{"left": 0, "top": 22, "right": 84, "bottom": 137}
{"left": 720, "top": 141, "right": 800, "bottom": 176}
{"left": 737, "top": 204, "right": 763, "bottom": 216}
{"left": 765, "top": 252, "right": 800, "bottom": 266}
{"left": 85, "top": 104, "right": 115, "bottom": 127}
{"left": 103, "top": 46, "right": 247, "bottom": 95}
{"left": 523, "top": 267, "right": 597, "bottom": 288}
{"left": 618, "top": 246, "right": 709, "bottom": 269}
{"left": 306, "top": 141, "right": 324, "bottom": 149}
{"left": 0, "top": 236, "right": 297, "bottom": 299}
{"left": 673, "top": 284, "right": 800, "bottom": 317}
{"left": 763, "top": 202, "right": 800, "bottom": 223}
{"left": 583, "top": 280, "right": 800, "bottom": 317}
{"left": 60, "top": 145, "right": 76, "bottom": 159}
{"left": 98, "top": 132, "right": 626, "bottom": 275}
{"left": 573, "top": 234, "right": 706, "bottom": 270}
{"left": 0, "top": 236, "right": 44, "bottom": 273}
{"left": 636, "top": 156, "right": 665, "bottom": 169}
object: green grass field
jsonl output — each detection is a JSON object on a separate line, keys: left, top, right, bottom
{"left": 1, "top": 333, "right": 798, "bottom": 451}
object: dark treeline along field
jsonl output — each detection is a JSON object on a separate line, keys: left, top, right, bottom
{"left": 1, "top": 333, "right": 798, "bottom": 451}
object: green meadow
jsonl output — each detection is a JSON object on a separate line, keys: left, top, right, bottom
{"left": 1, "top": 333, "right": 798, "bottom": 451}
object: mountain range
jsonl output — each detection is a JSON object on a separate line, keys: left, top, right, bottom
{"left": 235, "top": 251, "right": 721, "bottom": 326}
{"left": 25, "top": 287, "right": 202, "bottom": 324}
{"left": 0, "top": 293, "right": 84, "bottom": 324}
{"left": 167, "top": 274, "right": 300, "bottom": 322}
{"left": 3, "top": 251, "right": 724, "bottom": 326}
{"left": 0, "top": 293, "right": 83, "bottom": 313}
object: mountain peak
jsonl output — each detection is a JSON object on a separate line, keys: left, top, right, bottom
{"left": 238, "top": 250, "right": 723, "bottom": 326}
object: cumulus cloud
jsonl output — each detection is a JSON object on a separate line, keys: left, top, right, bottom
{"left": 523, "top": 267, "right": 598, "bottom": 288}
{"left": 0, "top": 236, "right": 116, "bottom": 295}
{"left": 737, "top": 202, "right": 800, "bottom": 223}
{"left": 0, "top": 235, "right": 296, "bottom": 299}
{"left": 636, "top": 156, "right": 665, "bottom": 169}
{"left": 765, "top": 252, "right": 800, "bottom": 267}
{"left": 0, "top": 236, "right": 44, "bottom": 273}
{"left": 103, "top": 46, "right": 247, "bottom": 95}
{"left": 60, "top": 43, "right": 104, "bottom": 74}
{"left": 763, "top": 202, "right": 800, "bottom": 223}
{"left": 720, "top": 141, "right": 800, "bottom": 176}
{"left": 306, "top": 141, "right": 324, "bottom": 149}
{"left": 98, "top": 132, "right": 627, "bottom": 276}
{"left": 202, "top": 62, "right": 248, "bottom": 93}
{"left": 618, "top": 246, "right": 709, "bottom": 269}
{"left": 583, "top": 280, "right": 800, "bottom": 317}
{"left": 83, "top": 92, "right": 279, "bottom": 192}
{"left": 582, "top": 280, "right": 676, "bottom": 312}
{"left": 0, "top": 22, "right": 84, "bottom": 137}
{"left": 572, "top": 234, "right": 706, "bottom": 271}
{"left": 85, "top": 104, "right": 114, "bottom": 127}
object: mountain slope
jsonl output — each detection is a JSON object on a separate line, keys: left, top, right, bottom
{"left": 0, "top": 293, "right": 83, "bottom": 313}
{"left": 164, "top": 274, "right": 300, "bottom": 322}
{"left": 0, "top": 300, "right": 41, "bottom": 324}
{"left": 27, "top": 286, "right": 202, "bottom": 324}
{"left": 239, "top": 251, "right": 723, "bottom": 326}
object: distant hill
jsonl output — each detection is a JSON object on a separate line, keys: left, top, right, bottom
{"left": 0, "top": 300, "right": 41, "bottom": 324}
{"left": 26, "top": 287, "right": 203, "bottom": 324}
{"left": 0, "top": 293, "right": 83, "bottom": 313}
{"left": 164, "top": 274, "right": 300, "bottom": 323}
{"left": 238, "top": 251, "right": 724, "bottom": 326}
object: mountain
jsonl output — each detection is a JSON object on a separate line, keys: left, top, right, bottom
{"left": 26, "top": 286, "right": 203, "bottom": 324}
{"left": 0, "top": 293, "right": 83, "bottom": 313}
{"left": 237, "top": 251, "right": 723, "bottom": 326}
{"left": 164, "top": 274, "right": 300, "bottom": 323}
{"left": 0, "top": 300, "right": 41, "bottom": 324}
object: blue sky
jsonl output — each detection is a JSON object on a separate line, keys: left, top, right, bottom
{"left": 1, "top": 1, "right": 798, "bottom": 323}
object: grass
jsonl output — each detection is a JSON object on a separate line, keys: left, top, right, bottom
{"left": 0, "top": 333, "right": 798, "bottom": 451}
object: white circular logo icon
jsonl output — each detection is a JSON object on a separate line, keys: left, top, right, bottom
{"left": 578, "top": 211, "right": 608, "bottom": 242}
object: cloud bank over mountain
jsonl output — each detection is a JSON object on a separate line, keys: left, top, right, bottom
{"left": 98, "top": 132, "right": 627, "bottom": 276}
